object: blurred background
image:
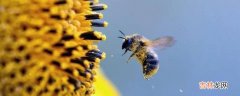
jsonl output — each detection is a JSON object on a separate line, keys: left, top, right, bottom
{"left": 97, "top": 0, "right": 240, "bottom": 95}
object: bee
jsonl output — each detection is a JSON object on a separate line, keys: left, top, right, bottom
{"left": 118, "top": 30, "right": 174, "bottom": 80}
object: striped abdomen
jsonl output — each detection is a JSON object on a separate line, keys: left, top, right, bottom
{"left": 134, "top": 48, "right": 159, "bottom": 79}
{"left": 142, "top": 50, "right": 159, "bottom": 79}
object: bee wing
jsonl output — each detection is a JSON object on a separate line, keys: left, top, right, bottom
{"left": 148, "top": 36, "right": 175, "bottom": 49}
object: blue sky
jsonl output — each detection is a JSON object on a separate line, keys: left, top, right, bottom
{"left": 98, "top": 0, "right": 240, "bottom": 95}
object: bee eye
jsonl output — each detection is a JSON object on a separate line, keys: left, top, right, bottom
{"left": 122, "top": 39, "right": 132, "bottom": 49}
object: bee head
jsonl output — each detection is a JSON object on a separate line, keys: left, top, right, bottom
{"left": 118, "top": 30, "right": 133, "bottom": 55}
{"left": 121, "top": 38, "right": 133, "bottom": 49}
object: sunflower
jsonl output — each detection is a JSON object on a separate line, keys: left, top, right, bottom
{"left": 0, "top": 0, "right": 119, "bottom": 96}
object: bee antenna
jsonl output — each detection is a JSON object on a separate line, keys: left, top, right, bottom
{"left": 119, "top": 30, "right": 126, "bottom": 37}
{"left": 118, "top": 36, "right": 126, "bottom": 39}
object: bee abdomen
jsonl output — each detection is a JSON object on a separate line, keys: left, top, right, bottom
{"left": 142, "top": 53, "right": 159, "bottom": 79}
{"left": 144, "top": 59, "right": 158, "bottom": 66}
{"left": 143, "top": 59, "right": 159, "bottom": 73}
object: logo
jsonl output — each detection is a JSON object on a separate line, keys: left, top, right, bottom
{"left": 199, "top": 81, "right": 228, "bottom": 90}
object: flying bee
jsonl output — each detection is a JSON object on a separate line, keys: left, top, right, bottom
{"left": 118, "top": 30, "right": 174, "bottom": 80}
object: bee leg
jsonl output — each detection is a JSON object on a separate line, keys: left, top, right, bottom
{"left": 122, "top": 49, "right": 128, "bottom": 56}
{"left": 127, "top": 46, "right": 141, "bottom": 63}
{"left": 127, "top": 52, "right": 135, "bottom": 63}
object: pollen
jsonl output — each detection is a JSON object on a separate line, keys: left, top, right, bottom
{"left": 0, "top": 0, "right": 109, "bottom": 96}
